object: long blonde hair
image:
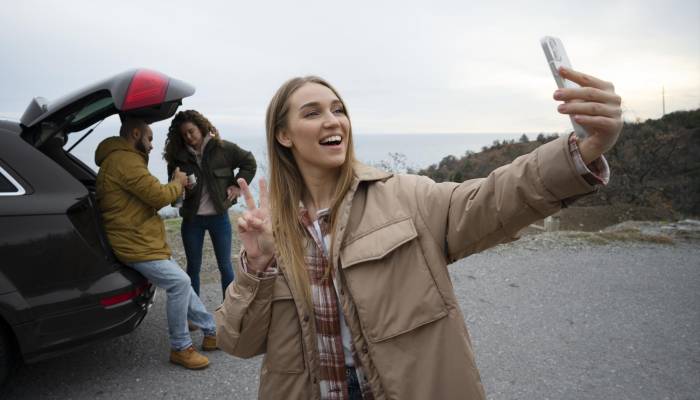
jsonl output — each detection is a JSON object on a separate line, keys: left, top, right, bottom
{"left": 265, "top": 76, "right": 356, "bottom": 307}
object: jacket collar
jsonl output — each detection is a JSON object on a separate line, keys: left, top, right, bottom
{"left": 174, "top": 135, "right": 216, "bottom": 162}
{"left": 352, "top": 162, "right": 393, "bottom": 182}
{"left": 295, "top": 163, "right": 389, "bottom": 225}
{"left": 186, "top": 134, "right": 214, "bottom": 157}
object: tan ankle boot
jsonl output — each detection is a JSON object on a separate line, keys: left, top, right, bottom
{"left": 170, "top": 346, "right": 209, "bottom": 369}
{"left": 202, "top": 335, "right": 217, "bottom": 351}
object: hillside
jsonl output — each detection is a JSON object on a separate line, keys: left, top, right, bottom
{"left": 417, "top": 109, "right": 700, "bottom": 216}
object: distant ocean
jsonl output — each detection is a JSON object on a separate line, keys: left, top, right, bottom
{"left": 67, "top": 121, "right": 534, "bottom": 210}
{"left": 71, "top": 130, "right": 526, "bottom": 180}
{"left": 233, "top": 132, "right": 527, "bottom": 173}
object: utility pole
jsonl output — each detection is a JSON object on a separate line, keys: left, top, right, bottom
{"left": 662, "top": 86, "right": 666, "bottom": 116}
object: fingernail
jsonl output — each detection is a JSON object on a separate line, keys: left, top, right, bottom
{"left": 554, "top": 90, "right": 563, "bottom": 100}
{"left": 557, "top": 104, "right": 566, "bottom": 112}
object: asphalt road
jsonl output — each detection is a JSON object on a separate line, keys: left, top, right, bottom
{"left": 2, "top": 237, "right": 699, "bottom": 399}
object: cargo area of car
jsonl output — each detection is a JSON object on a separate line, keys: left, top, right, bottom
{"left": 33, "top": 132, "right": 121, "bottom": 264}
{"left": 38, "top": 135, "right": 98, "bottom": 188}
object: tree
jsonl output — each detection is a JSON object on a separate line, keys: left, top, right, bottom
{"left": 372, "top": 152, "right": 414, "bottom": 174}
{"left": 519, "top": 134, "right": 529, "bottom": 143}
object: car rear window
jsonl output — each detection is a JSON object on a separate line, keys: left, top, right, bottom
{"left": 0, "top": 165, "right": 25, "bottom": 195}
{"left": 72, "top": 97, "right": 114, "bottom": 126}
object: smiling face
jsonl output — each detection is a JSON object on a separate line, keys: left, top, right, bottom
{"left": 276, "top": 82, "right": 350, "bottom": 175}
{"left": 179, "top": 121, "right": 204, "bottom": 150}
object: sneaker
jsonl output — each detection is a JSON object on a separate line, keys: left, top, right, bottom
{"left": 170, "top": 346, "right": 210, "bottom": 369}
{"left": 188, "top": 320, "right": 198, "bottom": 332}
{"left": 202, "top": 335, "right": 218, "bottom": 351}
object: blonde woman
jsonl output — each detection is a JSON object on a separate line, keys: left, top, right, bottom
{"left": 215, "top": 68, "right": 622, "bottom": 399}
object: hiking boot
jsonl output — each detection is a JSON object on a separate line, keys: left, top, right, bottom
{"left": 170, "top": 346, "right": 210, "bottom": 369}
{"left": 188, "top": 320, "right": 198, "bottom": 332}
{"left": 202, "top": 335, "right": 218, "bottom": 351}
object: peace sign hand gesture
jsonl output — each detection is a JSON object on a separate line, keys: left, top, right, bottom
{"left": 236, "top": 178, "right": 275, "bottom": 273}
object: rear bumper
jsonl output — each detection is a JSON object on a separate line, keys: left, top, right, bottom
{"left": 16, "top": 281, "right": 155, "bottom": 364}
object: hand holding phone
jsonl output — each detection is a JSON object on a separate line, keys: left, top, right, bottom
{"left": 541, "top": 36, "right": 589, "bottom": 139}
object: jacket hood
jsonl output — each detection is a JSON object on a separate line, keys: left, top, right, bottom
{"left": 95, "top": 136, "right": 146, "bottom": 166}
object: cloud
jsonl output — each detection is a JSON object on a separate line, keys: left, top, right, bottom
{"left": 1, "top": 0, "right": 698, "bottom": 133}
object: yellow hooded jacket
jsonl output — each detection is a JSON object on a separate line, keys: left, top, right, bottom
{"left": 95, "top": 137, "right": 182, "bottom": 263}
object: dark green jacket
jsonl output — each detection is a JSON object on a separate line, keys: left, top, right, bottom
{"left": 167, "top": 139, "right": 256, "bottom": 219}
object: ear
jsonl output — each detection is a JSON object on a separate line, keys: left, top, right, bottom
{"left": 130, "top": 127, "right": 142, "bottom": 141}
{"left": 276, "top": 129, "right": 293, "bottom": 148}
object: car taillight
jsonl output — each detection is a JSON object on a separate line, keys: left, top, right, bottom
{"left": 100, "top": 283, "right": 149, "bottom": 308}
{"left": 121, "top": 70, "right": 169, "bottom": 111}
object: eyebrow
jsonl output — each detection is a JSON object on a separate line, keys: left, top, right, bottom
{"left": 299, "top": 99, "right": 342, "bottom": 110}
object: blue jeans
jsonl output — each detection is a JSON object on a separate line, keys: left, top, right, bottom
{"left": 181, "top": 214, "right": 235, "bottom": 298}
{"left": 347, "top": 367, "right": 362, "bottom": 400}
{"left": 127, "top": 258, "right": 216, "bottom": 351}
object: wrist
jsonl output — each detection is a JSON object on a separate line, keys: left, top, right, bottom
{"left": 247, "top": 254, "right": 274, "bottom": 273}
{"left": 577, "top": 138, "right": 602, "bottom": 165}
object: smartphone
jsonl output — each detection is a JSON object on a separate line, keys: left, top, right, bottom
{"left": 540, "top": 36, "right": 588, "bottom": 139}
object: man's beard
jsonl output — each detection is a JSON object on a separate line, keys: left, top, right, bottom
{"left": 136, "top": 140, "right": 150, "bottom": 164}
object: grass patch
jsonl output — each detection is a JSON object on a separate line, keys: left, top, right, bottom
{"left": 598, "top": 229, "right": 674, "bottom": 244}
{"left": 164, "top": 217, "right": 183, "bottom": 233}
{"left": 563, "top": 228, "right": 675, "bottom": 245}
{"left": 570, "top": 231, "right": 611, "bottom": 245}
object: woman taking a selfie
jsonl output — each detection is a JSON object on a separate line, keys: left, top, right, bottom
{"left": 215, "top": 68, "right": 621, "bottom": 399}
{"left": 164, "top": 110, "right": 257, "bottom": 300}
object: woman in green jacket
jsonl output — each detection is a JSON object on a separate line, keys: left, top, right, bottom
{"left": 164, "top": 110, "right": 257, "bottom": 299}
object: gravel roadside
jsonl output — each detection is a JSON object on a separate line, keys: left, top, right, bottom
{"left": 454, "top": 233, "right": 700, "bottom": 400}
{"left": 2, "top": 222, "right": 698, "bottom": 399}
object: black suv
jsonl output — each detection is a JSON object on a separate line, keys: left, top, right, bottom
{"left": 0, "top": 69, "right": 195, "bottom": 384}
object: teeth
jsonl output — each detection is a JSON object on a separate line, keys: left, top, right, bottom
{"left": 320, "top": 135, "right": 342, "bottom": 144}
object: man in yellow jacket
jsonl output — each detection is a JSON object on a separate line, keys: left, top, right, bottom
{"left": 95, "top": 116, "right": 217, "bottom": 370}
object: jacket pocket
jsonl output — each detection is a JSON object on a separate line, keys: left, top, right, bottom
{"left": 340, "top": 216, "right": 448, "bottom": 343}
{"left": 264, "top": 275, "right": 305, "bottom": 373}
{"left": 212, "top": 167, "right": 235, "bottom": 208}
{"left": 212, "top": 167, "right": 233, "bottom": 180}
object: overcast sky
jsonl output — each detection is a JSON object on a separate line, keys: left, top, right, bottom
{"left": 1, "top": 0, "right": 698, "bottom": 135}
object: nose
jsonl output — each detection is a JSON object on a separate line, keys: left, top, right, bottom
{"left": 322, "top": 110, "right": 341, "bottom": 128}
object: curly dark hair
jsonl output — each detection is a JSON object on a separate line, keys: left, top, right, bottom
{"left": 163, "top": 110, "right": 221, "bottom": 163}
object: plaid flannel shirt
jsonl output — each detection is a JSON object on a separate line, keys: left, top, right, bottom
{"left": 241, "top": 209, "right": 374, "bottom": 400}
{"left": 300, "top": 208, "right": 375, "bottom": 400}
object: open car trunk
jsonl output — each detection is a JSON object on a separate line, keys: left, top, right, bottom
{"left": 17, "top": 68, "right": 195, "bottom": 266}
{"left": 20, "top": 69, "right": 194, "bottom": 148}
{"left": 0, "top": 69, "right": 196, "bottom": 365}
